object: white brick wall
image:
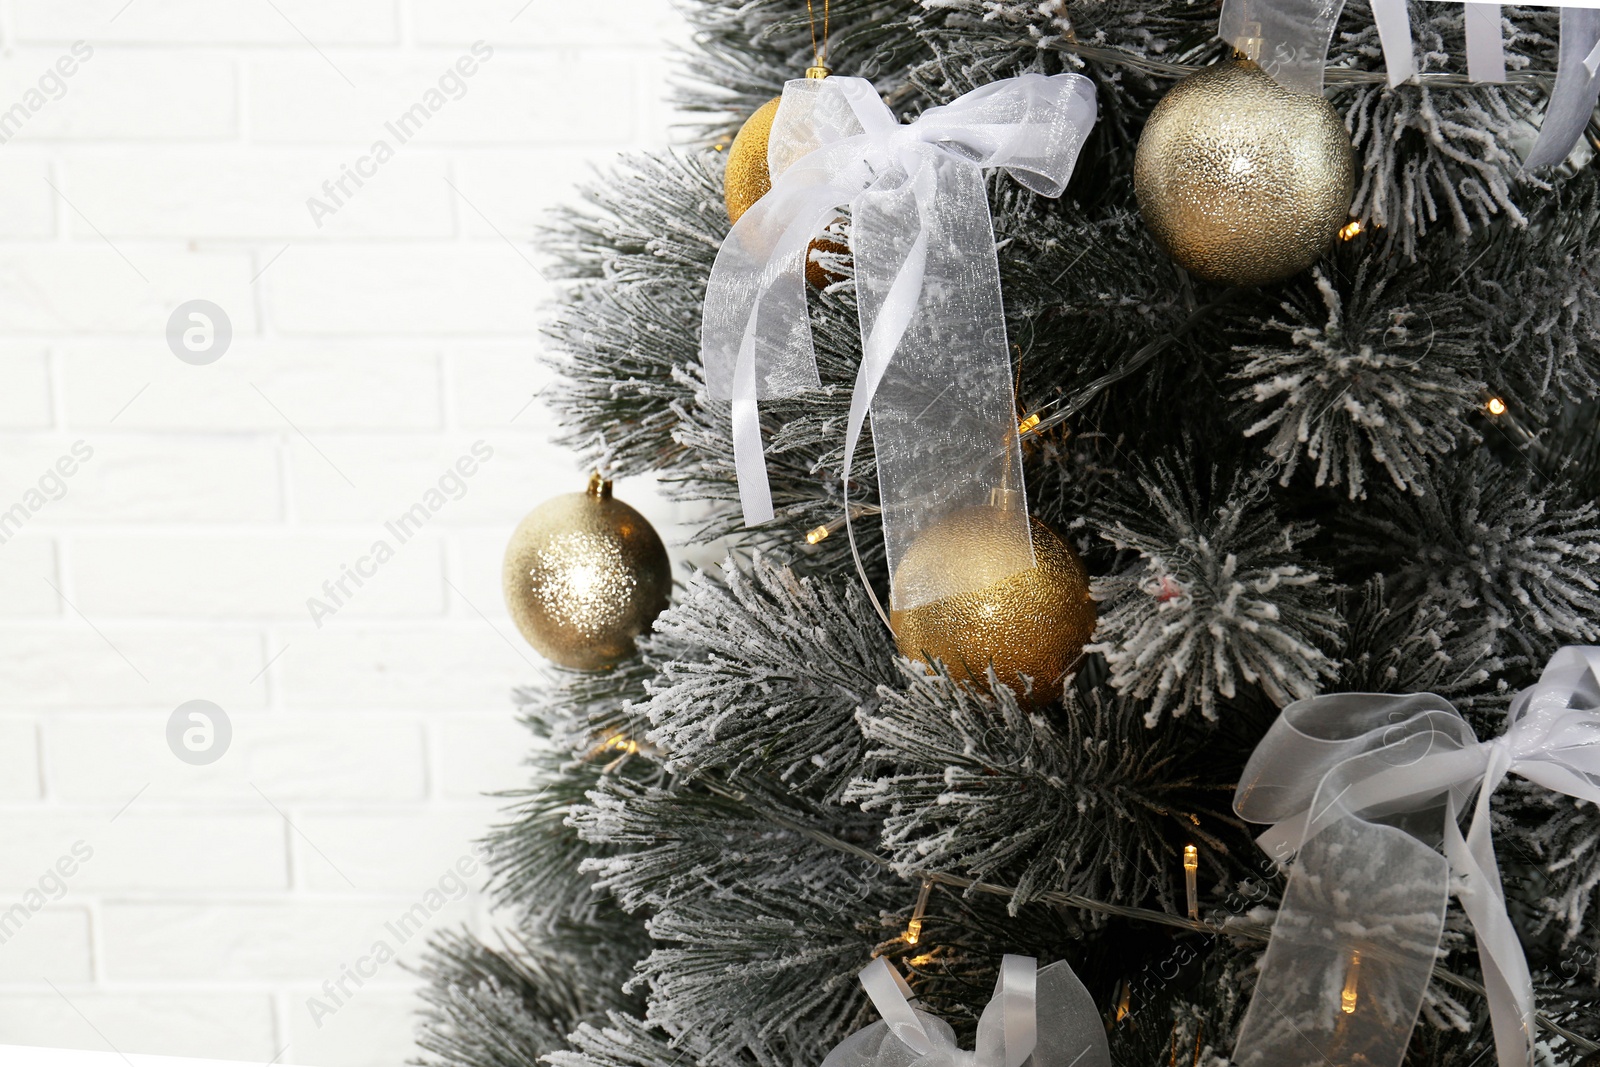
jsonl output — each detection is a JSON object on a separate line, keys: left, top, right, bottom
{"left": 0, "top": 2, "right": 691, "bottom": 1064}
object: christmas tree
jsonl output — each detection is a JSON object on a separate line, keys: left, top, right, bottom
{"left": 415, "top": 1, "right": 1600, "bottom": 1065}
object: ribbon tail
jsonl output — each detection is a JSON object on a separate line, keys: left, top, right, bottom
{"left": 1464, "top": 3, "right": 1507, "bottom": 83}
{"left": 1525, "top": 6, "right": 1600, "bottom": 170}
{"left": 1444, "top": 764, "right": 1536, "bottom": 1067}
{"left": 854, "top": 152, "right": 1035, "bottom": 612}
{"left": 731, "top": 330, "right": 775, "bottom": 525}
{"left": 1234, "top": 820, "right": 1447, "bottom": 1067}
{"left": 1372, "top": 0, "right": 1416, "bottom": 85}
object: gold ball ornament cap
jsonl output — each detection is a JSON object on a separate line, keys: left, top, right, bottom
{"left": 889, "top": 507, "right": 1097, "bottom": 707}
{"left": 502, "top": 474, "right": 672, "bottom": 671}
{"left": 1133, "top": 58, "right": 1356, "bottom": 288}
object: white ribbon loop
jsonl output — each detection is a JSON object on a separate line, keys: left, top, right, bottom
{"left": 1526, "top": 7, "right": 1600, "bottom": 170}
{"left": 821, "top": 955, "right": 1110, "bottom": 1067}
{"left": 1232, "top": 647, "right": 1600, "bottom": 1067}
{"left": 700, "top": 74, "right": 1096, "bottom": 611}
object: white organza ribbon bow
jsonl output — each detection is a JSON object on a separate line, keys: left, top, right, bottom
{"left": 700, "top": 73, "right": 1096, "bottom": 611}
{"left": 821, "top": 955, "right": 1111, "bottom": 1067}
{"left": 1232, "top": 646, "right": 1600, "bottom": 1067}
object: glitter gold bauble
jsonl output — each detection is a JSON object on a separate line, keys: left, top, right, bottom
{"left": 724, "top": 96, "right": 845, "bottom": 288}
{"left": 724, "top": 96, "right": 782, "bottom": 224}
{"left": 1133, "top": 58, "right": 1355, "bottom": 287}
{"left": 502, "top": 474, "right": 671, "bottom": 670}
{"left": 889, "top": 507, "right": 1096, "bottom": 706}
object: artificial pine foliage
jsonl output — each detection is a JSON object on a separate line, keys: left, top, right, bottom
{"left": 415, "top": 1, "right": 1600, "bottom": 1064}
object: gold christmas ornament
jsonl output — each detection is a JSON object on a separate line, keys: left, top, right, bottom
{"left": 724, "top": 96, "right": 782, "bottom": 224}
{"left": 1133, "top": 58, "right": 1355, "bottom": 287}
{"left": 889, "top": 506, "right": 1096, "bottom": 706}
{"left": 502, "top": 474, "right": 671, "bottom": 670}
{"left": 723, "top": 86, "right": 846, "bottom": 289}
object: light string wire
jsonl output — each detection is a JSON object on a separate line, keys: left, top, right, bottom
{"left": 691, "top": 773, "right": 1599, "bottom": 1052}
{"left": 1047, "top": 35, "right": 1561, "bottom": 87}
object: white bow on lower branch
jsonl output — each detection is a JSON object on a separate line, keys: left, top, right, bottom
{"left": 823, "top": 955, "right": 1111, "bottom": 1067}
{"left": 1233, "top": 646, "right": 1600, "bottom": 1067}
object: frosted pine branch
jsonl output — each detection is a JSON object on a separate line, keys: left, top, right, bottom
{"left": 1090, "top": 464, "right": 1343, "bottom": 723}
{"left": 848, "top": 662, "right": 1233, "bottom": 913}
{"left": 1233, "top": 265, "right": 1480, "bottom": 500}
{"left": 1348, "top": 452, "right": 1600, "bottom": 660}
{"left": 643, "top": 554, "right": 897, "bottom": 800}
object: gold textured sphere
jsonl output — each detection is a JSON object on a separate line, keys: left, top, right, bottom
{"left": 724, "top": 96, "right": 782, "bottom": 224}
{"left": 723, "top": 96, "right": 846, "bottom": 288}
{"left": 1133, "top": 58, "right": 1355, "bottom": 287}
{"left": 502, "top": 475, "right": 671, "bottom": 670}
{"left": 889, "top": 508, "right": 1097, "bottom": 707}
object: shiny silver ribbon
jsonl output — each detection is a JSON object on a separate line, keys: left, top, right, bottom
{"left": 1233, "top": 646, "right": 1600, "bottom": 1067}
{"left": 700, "top": 74, "right": 1096, "bottom": 611}
{"left": 822, "top": 955, "right": 1112, "bottom": 1067}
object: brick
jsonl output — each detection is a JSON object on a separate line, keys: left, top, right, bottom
{"left": 0, "top": 907, "right": 92, "bottom": 982}
{"left": 13, "top": 0, "right": 399, "bottom": 44}
{"left": 0, "top": 155, "right": 56, "bottom": 237}
{"left": 277, "top": 625, "right": 539, "bottom": 711}
{"left": 288, "top": 986, "right": 425, "bottom": 1067}
{"left": 430, "top": 711, "right": 535, "bottom": 799}
{"left": 250, "top": 52, "right": 635, "bottom": 145}
{"left": 266, "top": 245, "right": 548, "bottom": 335}
{"left": 0, "top": 437, "right": 280, "bottom": 524}
{"left": 70, "top": 534, "right": 446, "bottom": 619}
{"left": 58, "top": 148, "right": 454, "bottom": 239}
{"left": 293, "top": 809, "right": 495, "bottom": 891}
{"left": 0, "top": 718, "right": 41, "bottom": 799}
{"left": 446, "top": 343, "right": 554, "bottom": 427}
{"left": 47, "top": 712, "right": 428, "bottom": 803}
{"left": 409, "top": 0, "right": 680, "bottom": 48}
{"left": 0, "top": 536, "right": 60, "bottom": 617}
{"left": 0, "top": 248, "right": 255, "bottom": 334}
{"left": 0, "top": 345, "right": 52, "bottom": 428}
{"left": 288, "top": 433, "right": 571, "bottom": 526}
{"left": 447, "top": 528, "right": 515, "bottom": 629}
{"left": 449, "top": 150, "right": 602, "bottom": 241}
{"left": 0, "top": 51, "right": 236, "bottom": 142}
{"left": 0, "top": 626, "right": 267, "bottom": 710}
{"left": 102, "top": 900, "right": 452, "bottom": 980}
{"left": 61, "top": 341, "right": 442, "bottom": 432}
{"left": 0, "top": 810, "right": 285, "bottom": 891}
{"left": 0, "top": 993, "right": 277, "bottom": 1060}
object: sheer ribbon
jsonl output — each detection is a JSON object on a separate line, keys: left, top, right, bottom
{"left": 1215, "top": 0, "right": 1600, "bottom": 170}
{"left": 1232, "top": 646, "right": 1600, "bottom": 1067}
{"left": 700, "top": 74, "right": 1096, "bottom": 611}
{"left": 822, "top": 955, "right": 1111, "bottom": 1067}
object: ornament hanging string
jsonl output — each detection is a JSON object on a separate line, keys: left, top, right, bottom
{"left": 700, "top": 72, "right": 1097, "bottom": 616}
{"left": 806, "top": 0, "right": 830, "bottom": 73}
